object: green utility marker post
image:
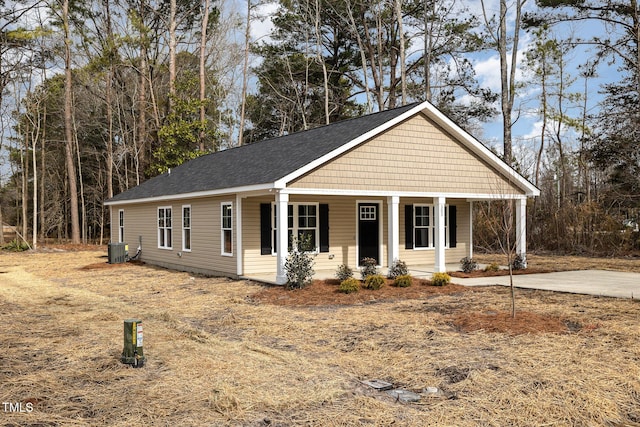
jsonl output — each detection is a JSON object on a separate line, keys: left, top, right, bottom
{"left": 121, "top": 319, "right": 146, "bottom": 368}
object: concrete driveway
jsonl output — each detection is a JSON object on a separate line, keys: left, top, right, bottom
{"left": 455, "top": 270, "right": 640, "bottom": 299}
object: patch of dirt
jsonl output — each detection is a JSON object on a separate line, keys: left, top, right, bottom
{"left": 452, "top": 310, "right": 569, "bottom": 335}
{"left": 449, "top": 267, "right": 554, "bottom": 278}
{"left": 474, "top": 252, "right": 640, "bottom": 273}
{"left": 79, "top": 260, "right": 145, "bottom": 270}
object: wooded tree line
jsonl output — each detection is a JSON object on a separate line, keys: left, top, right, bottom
{"left": 0, "top": 0, "right": 639, "bottom": 254}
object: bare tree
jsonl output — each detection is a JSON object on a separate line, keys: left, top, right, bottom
{"left": 62, "top": 0, "right": 81, "bottom": 244}
{"left": 395, "top": 0, "right": 406, "bottom": 106}
{"left": 481, "top": 0, "right": 527, "bottom": 165}
{"left": 199, "top": 0, "right": 211, "bottom": 151}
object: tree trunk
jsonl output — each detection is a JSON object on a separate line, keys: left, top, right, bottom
{"left": 344, "top": 1, "right": 372, "bottom": 112}
{"left": 105, "top": 0, "right": 114, "bottom": 199}
{"left": 314, "top": 0, "right": 330, "bottom": 124}
{"left": 20, "top": 124, "right": 28, "bottom": 241}
{"left": 32, "top": 113, "right": 38, "bottom": 250}
{"left": 423, "top": 0, "right": 432, "bottom": 102}
{"left": 495, "top": 0, "right": 525, "bottom": 165}
{"left": 0, "top": 205, "right": 4, "bottom": 245}
{"left": 137, "top": 1, "right": 149, "bottom": 185}
{"left": 395, "top": 0, "right": 406, "bottom": 106}
{"left": 238, "top": 0, "right": 252, "bottom": 145}
{"left": 200, "top": 0, "right": 210, "bottom": 151}
{"left": 73, "top": 118, "right": 87, "bottom": 243}
{"left": 40, "top": 97, "right": 46, "bottom": 241}
{"left": 168, "top": 0, "right": 177, "bottom": 106}
{"left": 63, "top": 0, "right": 80, "bottom": 243}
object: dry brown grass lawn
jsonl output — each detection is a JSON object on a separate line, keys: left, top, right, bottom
{"left": 1, "top": 249, "right": 639, "bottom": 426}
{"left": 473, "top": 252, "right": 640, "bottom": 273}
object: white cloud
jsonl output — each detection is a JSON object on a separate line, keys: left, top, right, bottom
{"left": 474, "top": 55, "right": 502, "bottom": 92}
{"left": 250, "top": 2, "right": 279, "bottom": 42}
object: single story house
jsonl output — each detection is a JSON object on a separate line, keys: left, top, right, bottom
{"left": 104, "top": 101, "right": 539, "bottom": 284}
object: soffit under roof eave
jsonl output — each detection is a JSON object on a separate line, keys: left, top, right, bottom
{"left": 103, "top": 183, "right": 275, "bottom": 206}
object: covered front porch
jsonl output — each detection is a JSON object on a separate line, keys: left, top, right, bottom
{"left": 242, "top": 263, "right": 465, "bottom": 285}
{"left": 242, "top": 190, "right": 529, "bottom": 285}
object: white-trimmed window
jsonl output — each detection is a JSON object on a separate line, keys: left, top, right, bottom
{"left": 414, "top": 205, "right": 431, "bottom": 248}
{"left": 182, "top": 205, "right": 191, "bottom": 251}
{"left": 221, "top": 202, "right": 233, "bottom": 256}
{"left": 413, "top": 204, "right": 449, "bottom": 249}
{"left": 272, "top": 203, "right": 319, "bottom": 252}
{"left": 158, "top": 206, "right": 173, "bottom": 249}
{"left": 118, "top": 209, "right": 125, "bottom": 243}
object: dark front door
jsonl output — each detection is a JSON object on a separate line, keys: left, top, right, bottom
{"left": 358, "top": 203, "right": 380, "bottom": 266}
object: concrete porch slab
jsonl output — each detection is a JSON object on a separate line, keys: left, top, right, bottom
{"left": 242, "top": 263, "right": 462, "bottom": 285}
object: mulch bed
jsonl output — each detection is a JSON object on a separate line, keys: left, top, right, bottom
{"left": 253, "top": 278, "right": 575, "bottom": 335}
{"left": 252, "top": 278, "right": 471, "bottom": 306}
{"left": 449, "top": 267, "right": 554, "bottom": 278}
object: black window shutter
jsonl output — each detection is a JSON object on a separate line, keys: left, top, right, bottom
{"left": 449, "top": 205, "right": 457, "bottom": 248}
{"left": 405, "top": 204, "right": 413, "bottom": 249}
{"left": 319, "top": 204, "right": 329, "bottom": 252}
{"left": 260, "top": 203, "right": 272, "bottom": 255}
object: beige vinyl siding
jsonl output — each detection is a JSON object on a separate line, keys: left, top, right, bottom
{"left": 243, "top": 196, "right": 474, "bottom": 275}
{"left": 290, "top": 113, "right": 524, "bottom": 195}
{"left": 242, "top": 196, "right": 277, "bottom": 275}
{"left": 115, "top": 196, "right": 237, "bottom": 277}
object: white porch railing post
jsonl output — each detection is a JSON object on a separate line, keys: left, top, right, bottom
{"left": 434, "top": 196, "right": 446, "bottom": 272}
{"left": 388, "top": 196, "right": 400, "bottom": 268}
{"left": 516, "top": 198, "right": 527, "bottom": 267}
{"left": 275, "top": 191, "right": 289, "bottom": 284}
{"left": 468, "top": 200, "right": 474, "bottom": 260}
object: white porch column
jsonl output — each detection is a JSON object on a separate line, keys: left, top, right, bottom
{"left": 515, "top": 198, "right": 527, "bottom": 267}
{"left": 236, "top": 194, "right": 243, "bottom": 277}
{"left": 275, "top": 191, "right": 289, "bottom": 285}
{"left": 468, "top": 201, "right": 474, "bottom": 259}
{"left": 434, "top": 196, "right": 446, "bottom": 273}
{"left": 387, "top": 196, "right": 400, "bottom": 268}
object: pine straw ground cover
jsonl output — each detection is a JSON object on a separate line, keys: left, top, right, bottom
{"left": 0, "top": 250, "right": 639, "bottom": 426}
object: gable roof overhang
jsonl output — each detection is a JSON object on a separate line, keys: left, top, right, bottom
{"left": 275, "top": 101, "right": 540, "bottom": 197}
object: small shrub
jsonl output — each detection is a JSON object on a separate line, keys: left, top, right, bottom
{"left": 484, "top": 262, "right": 500, "bottom": 272}
{"left": 284, "top": 236, "right": 315, "bottom": 290}
{"left": 431, "top": 272, "right": 451, "bottom": 287}
{"left": 387, "top": 259, "right": 409, "bottom": 279}
{"left": 338, "top": 278, "right": 360, "bottom": 294}
{"left": 459, "top": 257, "right": 478, "bottom": 273}
{"left": 511, "top": 254, "right": 527, "bottom": 270}
{"left": 359, "top": 257, "right": 378, "bottom": 280}
{"left": 335, "top": 264, "right": 354, "bottom": 281}
{"left": 393, "top": 274, "right": 413, "bottom": 288}
{"left": 2, "top": 239, "right": 29, "bottom": 252}
{"left": 363, "top": 274, "right": 385, "bottom": 290}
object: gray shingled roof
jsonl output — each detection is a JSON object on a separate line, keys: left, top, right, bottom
{"left": 107, "top": 103, "right": 419, "bottom": 203}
